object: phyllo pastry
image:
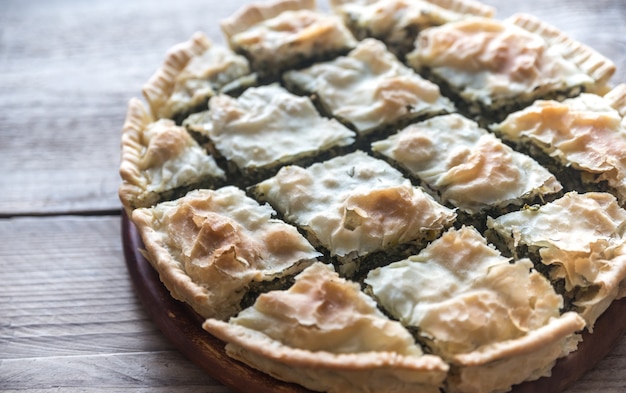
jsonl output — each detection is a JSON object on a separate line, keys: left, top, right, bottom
{"left": 329, "top": 0, "right": 494, "bottom": 57}
{"left": 487, "top": 192, "right": 626, "bottom": 330}
{"left": 142, "top": 31, "right": 253, "bottom": 122}
{"left": 131, "top": 186, "right": 321, "bottom": 320}
{"left": 283, "top": 38, "right": 455, "bottom": 137}
{"left": 203, "top": 262, "right": 449, "bottom": 393}
{"left": 119, "top": 98, "right": 226, "bottom": 213}
{"left": 220, "top": 0, "right": 357, "bottom": 80}
{"left": 251, "top": 151, "right": 456, "bottom": 277}
{"left": 406, "top": 14, "right": 615, "bottom": 120}
{"left": 365, "top": 226, "right": 585, "bottom": 393}
{"left": 372, "top": 114, "right": 562, "bottom": 216}
{"left": 492, "top": 84, "right": 626, "bottom": 205}
{"left": 184, "top": 84, "right": 356, "bottom": 185}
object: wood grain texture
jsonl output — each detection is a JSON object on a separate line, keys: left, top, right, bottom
{"left": 0, "top": 0, "right": 248, "bottom": 216}
{"left": 0, "top": 216, "right": 232, "bottom": 392}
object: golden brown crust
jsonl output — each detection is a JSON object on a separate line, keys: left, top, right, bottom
{"left": 142, "top": 32, "right": 212, "bottom": 118}
{"left": 424, "top": 0, "right": 495, "bottom": 17}
{"left": 451, "top": 312, "right": 585, "bottom": 366}
{"left": 605, "top": 83, "right": 626, "bottom": 116}
{"left": 119, "top": 98, "right": 154, "bottom": 213}
{"left": 132, "top": 204, "right": 210, "bottom": 307}
{"left": 447, "top": 318, "right": 583, "bottom": 393}
{"left": 507, "top": 13, "right": 616, "bottom": 90}
{"left": 132, "top": 187, "right": 320, "bottom": 321}
{"left": 221, "top": 0, "right": 316, "bottom": 39}
{"left": 206, "top": 319, "right": 448, "bottom": 370}
{"left": 118, "top": 98, "right": 226, "bottom": 213}
{"left": 487, "top": 192, "right": 626, "bottom": 330}
{"left": 203, "top": 263, "right": 449, "bottom": 393}
{"left": 220, "top": 0, "right": 357, "bottom": 81}
{"left": 329, "top": 0, "right": 494, "bottom": 17}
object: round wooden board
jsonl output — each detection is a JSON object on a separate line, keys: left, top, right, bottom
{"left": 122, "top": 212, "right": 626, "bottom": 393}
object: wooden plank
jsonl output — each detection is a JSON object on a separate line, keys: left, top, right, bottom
{"left": 0, "top": 0, "right": 249, "bottom": 216}
{"left": 0, "top": 216, "right": 165, "bottom": 359}
{"left": 0, "top": 216, "right": 230, "bottom": 392}
{"left": 0, "top": 0, "right": 625, "bottom": 215}
{"left": 1, "top": 352, "right": 232, "bottom": 392}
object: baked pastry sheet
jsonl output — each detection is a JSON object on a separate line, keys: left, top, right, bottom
{"left": 119, "top": 0, "right": 626, "bottom": 391}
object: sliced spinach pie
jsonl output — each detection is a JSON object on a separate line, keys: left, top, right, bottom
{"left": 119, "top": 0, "right": 625, "bottom": 392}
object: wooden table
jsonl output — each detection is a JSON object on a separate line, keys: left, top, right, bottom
{"left": 1, "top": 0, "right": 625, "bottom": 391}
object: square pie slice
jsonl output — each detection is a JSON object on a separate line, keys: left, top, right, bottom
{"left": 492, "top": 84, "right": 626, "bottom": 205}
{"left": 365, "top": 226, "right": 585, "bottom": 393}
{"left": 131, "top": 186, "right": 321, "bottom": 320}
{"left": 283, "top": 38, "right": 455, "bottom": 137}
{"left": 142, "top": 31, "right": 253, "bottom": 122}
{"left": 220, "top": 0, "right": 357, "bottom": 80}
{"left": 184, "top": 84, "right": 356, "bottom": 185}
{"left": 406, "top": 14, "right": 615, "bottom": 120}
{"left": 372, "top": 114, "right": 562, "bottom": 215}
{"left": 487, "top": 191, "right": 626, "bottom": 330}
{"left": 119, "top": 98, "right": 226, "bottom": 213}
{"left": 203, "top": 262, "right": 449, "bottom": 393}
{"left": 329, "top": 0, "right": 494, "bottom": 57}
{"left": 251, "top": 151, "right": 456, "bottom": 276}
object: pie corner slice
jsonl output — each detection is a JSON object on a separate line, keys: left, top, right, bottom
{"left": 425, "top": 0, "right": 495, "bottom": 16}
{"left": 203, "top": 262, "right": 449, "bottom": 393}
{"left": 491, "top": 87, "right": 626, "bottom": 206}
{"left": 118, "top": 98, "right": 226, "bottom": 214}
{"left": 130, "top": 186, "right": 321, "bottom": 321}
{"left": 329, "top": 0, "right": 496, "bottom": 16}
{"left": 119, "top": 98, "right": 155, "bottom": 212}
{"left": 142, "top": 31, "right": 252, "bottom": 122}
{"left": 447, "top": 312, "right": 585, "bottom": 393}
{"left": 329, "top": 0, "right": 495, "bottom": 57}
{"left": 506, "top": 12, "right": 616, "bottom": 92}
{"left": 486, "top": 191, "right": 626, "bottom": 331}
{"left": 220, "top": 0, "right": 357, "bottom": 79}
{"left": 221, "top": 0, "right": 317, "bottom": 38}
{"left": 365, "top": 225, "right": 585, "bottom": 393}
{"left": 406, "top": 15, "right": 613, "bottom": 119}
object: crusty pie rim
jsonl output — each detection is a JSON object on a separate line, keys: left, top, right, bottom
{"left": 142, "top": 32, "right": 213, "bottom": 119}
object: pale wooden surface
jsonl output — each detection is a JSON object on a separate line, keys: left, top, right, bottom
{"left": 0, "top": 0, "right": 625, "bottom": 392}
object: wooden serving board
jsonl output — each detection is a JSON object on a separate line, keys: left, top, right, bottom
{"left": 122, "top": 212, "right": 626, "bottom": 393}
